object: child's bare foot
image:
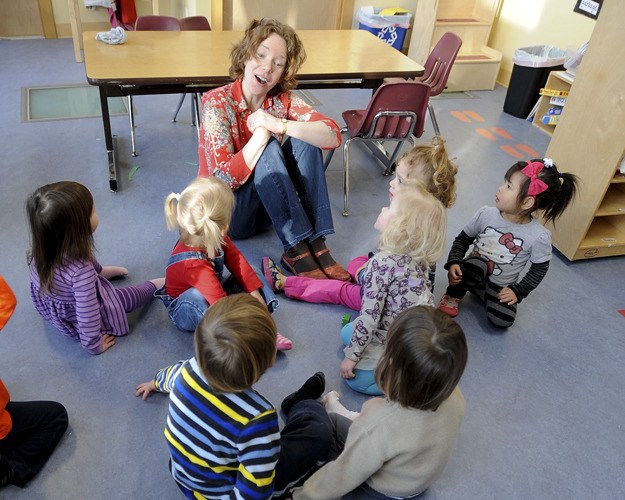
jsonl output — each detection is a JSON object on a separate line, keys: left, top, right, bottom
{"left": 150, "top": 278, "right": 165, "bottom": 290}
{"left": 101, "top": 266, "right": 129, "bottom": 279}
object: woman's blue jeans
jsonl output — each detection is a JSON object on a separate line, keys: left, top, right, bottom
{"left": 228, "top": 137, "right": 335, "bottom": 250}
{"left": 340, "top": 322, "right": 383, "bottom": 396}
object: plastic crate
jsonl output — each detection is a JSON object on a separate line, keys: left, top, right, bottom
{"left": 358, "top": 22, "right": 408, "bottom": 51}
{"left": 356, "top": 7, "right": 411, "bottom": 51}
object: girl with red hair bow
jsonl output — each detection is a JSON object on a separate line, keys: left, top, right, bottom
{"left": 438, "top": 158, "right": 578, "bottom": 328}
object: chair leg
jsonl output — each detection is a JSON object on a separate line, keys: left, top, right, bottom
{"left": 172, "top": 94, "right": 186, "bottom": 123}
{"left": 324, "top": 126, "right": 345, "bottom": 170}
{"left": 324, "top": 148, "right": 335, "bottom": 170}
{"left": 190, "top": 95, "right": 196, "bottom": 126}
{"left": 428, "top": 101, "right": 441, "bottom": 136}
{"left": 193, "top": 93, "right": 201, "bottom": 141}
{"left": 128, "top": 96, "right": 137, "bottom": 157}
{"left": 384, "top": 142, "right": 405, "bottom": 176}
{"left": 343, "top": 138, "right": 352, "bottom": 216}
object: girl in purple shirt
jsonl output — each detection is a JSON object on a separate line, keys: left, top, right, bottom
{"left": 26, "top": 181, "right": 164, "bottom": 355}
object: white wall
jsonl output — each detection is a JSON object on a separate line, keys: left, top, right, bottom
{"left": 490, "top": 0, "right": 595, "bottom": 84}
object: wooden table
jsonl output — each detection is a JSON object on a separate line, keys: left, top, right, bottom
{"left": 83, "top": 29, "right": 424, "bottom": 191}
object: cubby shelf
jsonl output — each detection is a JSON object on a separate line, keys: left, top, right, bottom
{"left": 408, "top": 0, "right": 502, "bottom": 91}
{"left": 540, "top": 1, "right": 625, "bottom": 260}
{"left": 533, "top": 71, "right": 574, "bottom": 136}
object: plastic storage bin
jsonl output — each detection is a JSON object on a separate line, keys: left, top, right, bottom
{"left": 503, "top": 45, "right": 566, "bottom": 118}
{"left": 356, "top": 7, "right": 411, "bottom": 51}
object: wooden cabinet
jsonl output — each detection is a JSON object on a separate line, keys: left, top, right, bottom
{"left": 540, "top": 0, "right": 625, "bottom": 260}
{"left": 533, "top": 71, "right": 573, "bottom": 136}
{"left": 408, "top": 0, "right": 502, "bottom": 91}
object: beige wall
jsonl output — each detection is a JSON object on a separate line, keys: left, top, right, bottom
{"left": 490, "top": 0, "right": 595, "bottom": 86}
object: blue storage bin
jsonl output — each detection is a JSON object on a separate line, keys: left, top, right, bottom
{"left": 356, "top": 7, "right": 411, "bottom": 51}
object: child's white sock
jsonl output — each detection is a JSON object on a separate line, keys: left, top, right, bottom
{"left": 322, "top": 390, "right": 360, "bottom": 420}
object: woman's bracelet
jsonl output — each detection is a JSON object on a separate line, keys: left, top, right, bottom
{"left": 281, "top": 118, "right": 288, "bottom": 136}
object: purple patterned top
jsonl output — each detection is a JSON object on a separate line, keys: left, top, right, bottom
{"left": 345, "top": 252, "right": 434, "bottom": 370}
{"left": 29, "top": 259, "right": 129, "bottom": 355}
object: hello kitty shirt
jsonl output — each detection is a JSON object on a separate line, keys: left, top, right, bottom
{"left": 457, "top": 206, "right": 551, "bottom": 287}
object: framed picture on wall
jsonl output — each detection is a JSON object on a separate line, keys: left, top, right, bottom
{"left": 574, "top": 0, "right": 602, "bottom": 19}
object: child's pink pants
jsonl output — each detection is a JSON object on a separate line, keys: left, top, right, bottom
{"left": 283, "top": 256, "right": 368, "bottom": 311}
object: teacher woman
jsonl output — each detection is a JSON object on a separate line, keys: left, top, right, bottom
{"left": 197, "top": 18, "right": 350, "bottom": 281}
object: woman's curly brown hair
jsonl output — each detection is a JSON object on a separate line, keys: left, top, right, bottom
{"left": 229, "top": 18, "right": 306, "bottom": 96}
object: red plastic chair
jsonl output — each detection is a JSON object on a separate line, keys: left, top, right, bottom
{"left": 324, "top": 82, "right": 431, "bottom": 216}
{"left": 179, "top": 16, "right": 211, "bottom": 30}
{"left": 385, "top": 32, "right": 462, "bottom": 137}
{"left": 172, "top": 16, "right": 212, "bottom": 134}
{"left": 128, "top": 16, "right": 181, "bottom": 156}
{"left": 418, "top": 32, "right": 462, "bottom": 136}
{"left": 134, "top": 15, "right": 180, "bottom": 31}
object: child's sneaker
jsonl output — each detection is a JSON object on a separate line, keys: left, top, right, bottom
{"left": 438, "top": 294, "right": 459, "bottom": 317}
{"left": 276, "top": 333, "right": 293, "bottom": 351}
{"left": 262, "top": 257, "right": 285, "bottom": 293}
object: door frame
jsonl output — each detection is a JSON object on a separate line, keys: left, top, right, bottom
{"left": 39, "top": 0, "right": 57, "bottom": 38}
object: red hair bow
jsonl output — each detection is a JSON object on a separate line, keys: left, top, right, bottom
{"left": 521, "top": 161, "right": 548, "bottom": 196}
{"left": 499, "top": 233, "right": 522, "bottom": 254}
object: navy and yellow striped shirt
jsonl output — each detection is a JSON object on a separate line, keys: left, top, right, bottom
{"left": 155, "top": 358, "right": 280, "bottom": 499}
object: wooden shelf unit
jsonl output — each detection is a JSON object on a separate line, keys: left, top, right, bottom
{"left": 540, "top": 0, "right": 625, "bottom": 260}
{"left": 533, "top": 71, "right": 574, "bottom": 136}
{"left": 408, "top": 0, "right": 502, "bottom": 91}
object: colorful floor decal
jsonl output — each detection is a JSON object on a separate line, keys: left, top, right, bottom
{"left": 499, "top": 145, "right": 525, "bottom": 159}
{"left": 476, "top": 128, "right": 498, "bottom": 141}
{"left": 450, "top": 110, "right": 542, "bottom": 160}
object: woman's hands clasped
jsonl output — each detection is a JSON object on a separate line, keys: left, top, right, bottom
{"left": 247, "top": 109, "right": 281, "bottom": 136}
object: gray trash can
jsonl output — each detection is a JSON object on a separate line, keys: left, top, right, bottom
{"left": 503, "top": 45, "right": 566, "bottom": 118}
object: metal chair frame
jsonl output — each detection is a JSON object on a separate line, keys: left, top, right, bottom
{"left": 324, "top": 81, "right": 430, "bottom": 216}
{"left": 171, "top": 16, "right": 211, "bottom": 138}
{"left": 128, "top": 15, "right": 181, "bottom": 156}
{"left": 340, "top": 110, "right": 417, "bottom": 216}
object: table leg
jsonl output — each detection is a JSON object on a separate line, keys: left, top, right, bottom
{"left": 98, "top": 87, "right": 118, "bottom": 191}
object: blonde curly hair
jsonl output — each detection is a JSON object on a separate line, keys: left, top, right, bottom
{"left": 378, "top": 179, "right": 446, "bottom": 267}
{"left": 397, "top": 136, "right": 458, "bottom": 208}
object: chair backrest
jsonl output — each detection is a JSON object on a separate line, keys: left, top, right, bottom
{"left": 420, "top": 32, "right": 462, "bottom": 97}
{"left": 179, "top": 16, "right": 211, "bottom": 31}
{"left": 355, "top": 82, "right": 431, "bottom": 140}
{"left": 134, "top": 15, "right": 180, "bottom": 31}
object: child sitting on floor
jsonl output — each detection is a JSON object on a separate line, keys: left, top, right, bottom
{"left": 1, "top": 275, "right": 68, "bottom": 489}
{"left": 266, "top": 181, "right": 446, "bottom": 395}
{"left": 438, "top": 158, "right": 578, "bottom": 328}
{"left": 281, "top": 305, "right": 468, "bottom": 499}
{"left": 26, "top": 181, "right": 164, "bottom": 354}
{"left": 156, "top": 176, "right": 291, "bottom": 349}
{"left": 136, "top": 295, "right": 328, "bottom": 498}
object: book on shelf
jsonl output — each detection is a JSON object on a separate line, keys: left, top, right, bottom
{"left": 539, "top": 88, "right": 569, "bottom": 97}
{"left": 542, "top": 114, "right": 560, "bottom": 125}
